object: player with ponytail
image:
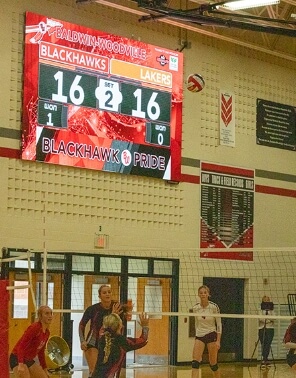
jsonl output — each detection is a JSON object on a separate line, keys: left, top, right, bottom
{"left": 93, "top": 312, "right": 149, "bottom": 378}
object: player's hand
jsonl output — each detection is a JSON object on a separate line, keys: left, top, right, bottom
{"left": 112, "top": 302, "right": 123, "bottom": 315}
{"left": 216, "top": 340, "right": 221, "bottom": 350}
{"left": 138, "top": 312, "right": 149, "bottom": 327}
{"left": 122, "top": 300, "right": 133, "bottom": 320}
{"left": 80, "top": 340, "right": 88, "bottom": 351}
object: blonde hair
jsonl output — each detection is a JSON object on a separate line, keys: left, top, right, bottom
{"left": 102, "top": 313, "right": 122, "bottom": 364}
{"left": 198, "top": 285, "right": 210, "bottom": 295}
{"left": 37, "top": 305, "right": 52, "bottom": 320}
{"left": 98, "top": 284, "right": 111, "bottom": 296}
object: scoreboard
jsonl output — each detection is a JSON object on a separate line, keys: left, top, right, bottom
{"left": 38, "top": 63, "right": 172, "bottom": 125}
{"left": 22, "top": 12, "right": 184, "bottom": 180}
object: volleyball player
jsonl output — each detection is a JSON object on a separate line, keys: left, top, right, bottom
{"left": 284, "top": 317, "right": 296, "bottom": 370}
{"left": 79, "top": 284, "right": 123, "bottom": 378}
{"left": 92, "top": 312, "right": 149, "bottom": 378}
{"left": 9, "top": 305, "right": 53, "bottom": 378}
{"left": 191, "top": 285, "right": 222, "bottom": 378}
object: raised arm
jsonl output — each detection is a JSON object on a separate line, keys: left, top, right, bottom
{"left": 121, "top": 313, "right": 150, "bottom": 352}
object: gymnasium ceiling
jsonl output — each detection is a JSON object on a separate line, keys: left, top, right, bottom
{"left": 77, "top": 0, "right": 296, "bottom": 63}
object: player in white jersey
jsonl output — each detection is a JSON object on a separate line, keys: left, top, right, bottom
{"left": 191, "top": 285, "right": 222, "bottom": 378}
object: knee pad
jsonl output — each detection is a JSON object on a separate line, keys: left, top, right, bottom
{"left": 210, "top": 364, "right": 219, "bottom": 371}
{"left": 192, "top": 360, "right": 200, "bottom": 369}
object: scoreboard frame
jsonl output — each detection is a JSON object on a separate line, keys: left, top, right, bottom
{"left": 21, "top": 12, "right": 184, "bottom": 180}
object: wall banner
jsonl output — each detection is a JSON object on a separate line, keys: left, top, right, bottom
{"left": 21, "top": 12, "right": 184, "bottom": 180}
{"left": 219, "top": 90, "right": 235, "bottom": 147}
{"left": 200, "top": 162, "right": 254, "bottom": 261}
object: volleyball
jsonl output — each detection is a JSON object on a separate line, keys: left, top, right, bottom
{"left": 186, "top": 73, "right": 205, "bottom": 92}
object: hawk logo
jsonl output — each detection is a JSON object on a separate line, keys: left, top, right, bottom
{"left": 156, "top": 55, "right": 169, "bottom": 66}
{"left": 121, "top": 150, "right": 132, "bottom": 166}
{"left": 26, "top": 18, "right": 63, "bottom": 44}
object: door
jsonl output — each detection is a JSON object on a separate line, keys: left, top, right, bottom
{"left": 127, "top": 277, "right": 171, "bottom": 366}
{"left": 203, "top": 277, "right": 245, "bottom": 361}
{"left": 9, "top": 272, "right": 62, "bottom": 352}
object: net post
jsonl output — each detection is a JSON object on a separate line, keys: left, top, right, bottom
{"left": 42, "top": 248, "right": 48, "bottom": 305}
{"left": 26, "top": 250, "right": 37, "bottom": 314}
{"left": 0, "top": 280, "right": 9, "bottom": 378}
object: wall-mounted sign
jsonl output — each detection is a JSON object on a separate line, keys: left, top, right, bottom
{"left": 219, "top": 90, "right": 235, "bottom": 147}
{"left": 256, "top": 99, "right": 296, "bottom": 151}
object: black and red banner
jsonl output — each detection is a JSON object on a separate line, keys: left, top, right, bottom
{"left": 200, "top": 162, "right": 254, "bottom": 261}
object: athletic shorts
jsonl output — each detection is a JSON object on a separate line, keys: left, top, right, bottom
{"left": 86, "top": 343, "right": 98, "bottom": 350}
{"left": 195, "top": 331, "right": 217, "bottom": 344}
{"left": 287, "top": 352, "right": 296, "bottom": 368}
{"left": 9, "top": 354, "right": 35, "bottom": 370}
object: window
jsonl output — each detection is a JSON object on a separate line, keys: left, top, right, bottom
{"left": 12, "top": 281, "right": 29, "bottom": 318}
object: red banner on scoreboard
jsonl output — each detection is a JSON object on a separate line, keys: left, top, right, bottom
{"left": 22, "top": 12, "right": 183, "bottom": 180}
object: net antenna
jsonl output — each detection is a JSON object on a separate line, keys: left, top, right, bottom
{"left": 287, "top": 294, "right": 296, "bottom": 316}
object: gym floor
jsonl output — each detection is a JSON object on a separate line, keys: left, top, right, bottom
{"left": 25, "top": 362, "right": 295, "bottom": 378}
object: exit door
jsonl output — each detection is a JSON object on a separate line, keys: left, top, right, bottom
{"left": 203, "top": 277, "right": 245, "bottom": 361}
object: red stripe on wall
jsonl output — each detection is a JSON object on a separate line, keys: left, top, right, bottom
{"left": 256, "top": 184, "right": 296, "bottom": 198}
{"left": 179, "top": 173, "right": 200, "bottom": 184}
{"left": 0, "top": 147, "right": 20, "bottom": 159}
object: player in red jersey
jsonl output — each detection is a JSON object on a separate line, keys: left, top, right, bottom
{"left": 9, "top": 305, "right": 53, "bottom": 378}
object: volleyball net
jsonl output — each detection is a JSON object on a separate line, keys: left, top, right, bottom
{"left": 1, "top": 246, "right": 296, "bottom": 372}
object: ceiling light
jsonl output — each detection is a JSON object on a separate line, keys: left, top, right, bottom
{"left": 221, "top": 0, "right": 280, "bottom": 10}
